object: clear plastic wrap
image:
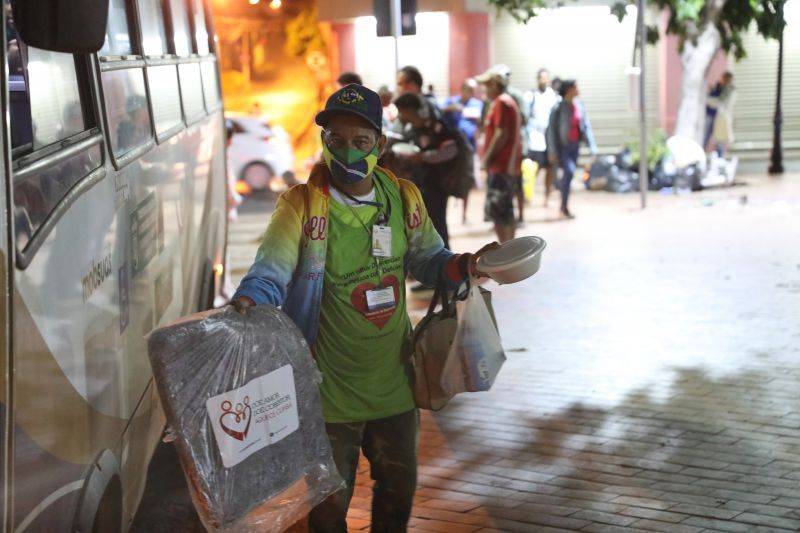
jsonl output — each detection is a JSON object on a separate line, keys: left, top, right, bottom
{"left": 147, "top": 305, "right": 344, "bottom": 532}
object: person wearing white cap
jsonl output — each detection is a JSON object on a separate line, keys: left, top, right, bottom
{"left": 476, "top": 68, "right": 523, "bottom": 243}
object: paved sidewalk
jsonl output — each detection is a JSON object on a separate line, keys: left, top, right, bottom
{"left": 143, "top": 174, "right": 800, "bottom": 532}
{"left": 341, "top": 175, "right": 800, "bottom": 532}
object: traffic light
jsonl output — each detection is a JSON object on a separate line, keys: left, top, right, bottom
{"left": 373, "top": 0, "right": 417, "bottom": 37}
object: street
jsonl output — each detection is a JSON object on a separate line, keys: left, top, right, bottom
{"left": 135, "top": 172, "right": 800, "bottom": 532}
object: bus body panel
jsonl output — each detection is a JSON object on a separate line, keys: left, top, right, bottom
{"left": 9, "top": 103, "right": 226, "bottom": 529}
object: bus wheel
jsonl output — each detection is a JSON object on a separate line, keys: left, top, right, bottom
{"left": 91, "top": 476, "right": 122, "bottom": 533}
{"left": 73, "top": 450, "right": 123, "bottom": 533}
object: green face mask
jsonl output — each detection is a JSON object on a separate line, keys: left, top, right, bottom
{"left": 322, "top": 140, "right": 380, "bottom": 184}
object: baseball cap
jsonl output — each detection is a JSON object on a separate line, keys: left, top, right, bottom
{"left": 475, "top": 67, "right": 508, "bottom": 88}
{"left": 315, "top": 84, "right": 383, "bottom": 133}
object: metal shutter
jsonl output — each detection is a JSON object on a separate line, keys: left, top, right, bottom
{"left": 732, "top": 19, "right": 800, "bottom": 150}
{"left": 491, "top": 6, "right": 660, "bottom": 151}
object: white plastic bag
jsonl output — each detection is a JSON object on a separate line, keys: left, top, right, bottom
{"left": 440, "top": 283, "right": 506, "bottom": 395}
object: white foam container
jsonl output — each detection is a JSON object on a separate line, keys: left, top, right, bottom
{"left": 391, "top": 142, "right": 421, "bottom": 155}
{"left": 477, "top": 236, "right": 546, "bottom": 284}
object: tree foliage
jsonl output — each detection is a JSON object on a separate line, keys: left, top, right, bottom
{"left": 488, "top": 0, "right": 787, "bottom": 57}
{"left": 485, "top": 0, "right": 549, "bottom": 24}
{"left": 611, "top": 0, "right": 787, "bottom": 59}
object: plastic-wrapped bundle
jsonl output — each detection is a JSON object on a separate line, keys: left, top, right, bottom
{"left": 148, "top": 305, "right": 343, "bottom": 532}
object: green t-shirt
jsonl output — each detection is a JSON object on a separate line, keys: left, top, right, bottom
{"left": 315, "top": 175, "right": 415, "bottom": 423}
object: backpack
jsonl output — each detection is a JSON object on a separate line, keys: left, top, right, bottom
{"left": 438, "top": 123, "right": 475, "bottom": 200}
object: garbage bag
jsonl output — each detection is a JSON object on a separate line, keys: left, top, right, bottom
{"left": 440, "top": 283, "right": 506, "bottom": 395}
{"left": 147, "top": 305, "right": 343, "bottom": 532}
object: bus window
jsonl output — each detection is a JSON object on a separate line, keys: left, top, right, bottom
{"left": 101, "top": 68, "right": 152, "bottom": 157}
{"left": 6, "top": 20, "right": 102, "bottom": 251}
{"left": 139, "top": 0, "right": 168, "bottom": 57}
{"left": 190, "top": 0, "right": 209, "bottom": 55}
{"left": 148, "top": 65, "right": 182, "bottom": 137}
{"left": 7, "top": 23, "right": 91, "bottom": 155}
{"left": 168, "top": 0, "right": 192, "bottom": 56}
{"left": 200, "top": 60, "right": 219, "bottom": 111}
{"left": 101, "top": 0, "right": 135, "bottom": 57}
{"left": 178, "top": 62, "right": 205, "bottom": 123}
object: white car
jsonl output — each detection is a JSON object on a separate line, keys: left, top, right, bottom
{"left": 226, "top": 112, "right": 296, "bottom": 193}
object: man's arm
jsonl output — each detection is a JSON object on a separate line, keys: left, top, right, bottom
{"left": 233, "top": 191, "right": 303, "bottom": 308}
{"left": 421, "top": 138, "right": 458, "bottom": 164}
{"left": 482, "top": 127, "right": 507, "bottom": 169}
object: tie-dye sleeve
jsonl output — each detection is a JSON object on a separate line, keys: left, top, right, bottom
{"left": 233, "top": 191, "right": 303, "bottom": 306}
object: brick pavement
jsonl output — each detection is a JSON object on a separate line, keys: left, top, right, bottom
{"left": 143, "top": 174, "right": 800, "bottom": 532}
{"left": 332, "top": 175, "right": 800, "bottom": 532}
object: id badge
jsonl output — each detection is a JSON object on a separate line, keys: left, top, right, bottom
{"left": 372, "top": 225, "right": 392, "bottom": 258}
{"left": 365, "top": 286, "right": 396, "bottom": 311}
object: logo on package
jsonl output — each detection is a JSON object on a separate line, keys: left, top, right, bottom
{"left": 219, "top": 397, "right": 251, "bottom": 441}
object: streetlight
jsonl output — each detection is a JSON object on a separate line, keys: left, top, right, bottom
{"left": 269, "top": 0, "right": 282, "bottom": 9}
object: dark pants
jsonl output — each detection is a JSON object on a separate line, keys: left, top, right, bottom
{"left": 308, "top": 409, "right": 419, "bottom": 533}
{"left": 559, "top": 142, "right": 580, "bottom": 210}
{"left": 420, "top": 183, "right": 449, "bottom": 249}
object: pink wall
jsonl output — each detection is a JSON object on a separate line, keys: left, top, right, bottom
{"left": 448, "top": 13, "right": 490, "bottom": 96}
{"left": 331, "top": 22, "right": 356, "bottom": 77}
{"left": 658, "top": 12, "right": 729, "bottom": 133}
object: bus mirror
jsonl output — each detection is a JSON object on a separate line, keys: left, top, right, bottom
{"left": 10, "top": 0, "right": 109, "bottom": 54}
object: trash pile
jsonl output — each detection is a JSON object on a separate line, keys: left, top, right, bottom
{"left": 585, "top": 135, "right": 738, "bottom": 194}
{"left": 148, "top": 306, "right": 343, "bottom": 533}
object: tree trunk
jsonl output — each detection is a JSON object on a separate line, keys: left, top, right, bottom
{"left": 674, "top": 23, "right": 721, "bottom": 143}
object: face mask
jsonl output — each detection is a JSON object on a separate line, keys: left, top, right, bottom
{"left": 322, "top": 138, "right": 380, "bottom": 185}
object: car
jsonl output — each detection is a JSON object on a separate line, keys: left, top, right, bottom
{"left": 226, "top": 112, "right": 296, "bottom": 194}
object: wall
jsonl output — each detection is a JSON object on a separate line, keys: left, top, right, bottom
{"left": 350, "top": 13, "right": 451, "bottom": 96}
{"left": 448, "top": 12, "right": 490, "bottom": 95}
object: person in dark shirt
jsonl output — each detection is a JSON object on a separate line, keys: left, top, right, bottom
{"left": 393, "top": 92, "right": 460, "bottom": 250}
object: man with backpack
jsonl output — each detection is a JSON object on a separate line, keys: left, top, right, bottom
{"left": 393, "top": 92, "right": 474, "bottom": 250}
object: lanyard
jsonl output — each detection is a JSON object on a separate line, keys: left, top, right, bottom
{"left": 333, "top": 174, "right": 392, "bottom": 284}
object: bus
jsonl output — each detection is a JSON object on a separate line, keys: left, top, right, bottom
{"left": 0, "top": 0, "right": 228, "bottom": 530}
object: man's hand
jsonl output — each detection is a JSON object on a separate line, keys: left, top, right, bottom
{"left": 470, "top": 241, "right": 501, "bottom": 278}
{"left": 397, "top": 151, "right": 423, "bottom": 164}
{"left": 231, "top": 296, "right": 256, "bottom": 313}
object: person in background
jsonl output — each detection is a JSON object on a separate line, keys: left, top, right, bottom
{"left": 546, "top": 80, "right": 597, "bottom": 219}
{"left": 396, "top": 65, "right": 441, "bottom": 120}
{"left": 551, "top": 76, "right": 563, "bottom": 96}
{"left": 231, "top": 84, "right": 496, "bottom": 532}
{"left": 337, "top": 71, "right": 363, "bottom": 88}
{"left": 705, "top": 71, "right": 736, "bottom": 156}
{"left": 394, "top": 92, "right": 460, "bottom": 250}
{"left": 476, "top": 68, "right": 522, "bottom": 243}
{"left": 493, "top": 64, "right": 528, "bottom": 224}
{"left": 525, "top": 68, "right": 559, "bottom": 207}
{"left": 378, "top": 85, "right": 397, "bottom": 131}
{"left": 442, "top": 78, "right": 483, "bottom": 150}
{"left": 442, "top": 78, "right": 483, "bottom": 222}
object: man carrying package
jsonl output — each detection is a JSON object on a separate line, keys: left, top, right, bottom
{"left": 231, "top": 84, "right": 495, "bottom": 532}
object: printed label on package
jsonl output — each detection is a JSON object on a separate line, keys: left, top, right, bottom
{"left": 206, "top": 365, "right": 299, "bottom": 468}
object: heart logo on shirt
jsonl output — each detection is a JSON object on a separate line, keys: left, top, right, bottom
{"left": 350, "top": 275, "right": 400, "bottom": 329}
